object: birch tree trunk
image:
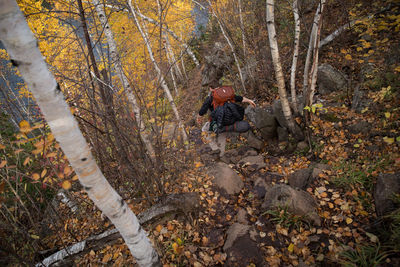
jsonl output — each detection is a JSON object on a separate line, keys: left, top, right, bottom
{"left": 238, "top": 0, "right": 246, "bottom": 58}
{"left": 128, "top": 0, "right": 189, "bottom": 146}
{"left": 305, "top": 1, "right": 325, "bottom": 108}
{"left": 0, "top": 1, "right": 160, "bottom": 266}
{"left": 164, "top": 33, "right": 184, "bottom": 82}
{"left": 207, "top": 0, "right": 247, "bottom": 92}
{"left": 290, "top": 0, "right": 300, "bottom": 114}
{"left": 266, "top": 0, "right": 300, "bottom": 139}
{"left": 302, "top": 3, "right": 322, "bottom": 95}
{"left": 91, "top": 0, "right": 156, "bottom": 162}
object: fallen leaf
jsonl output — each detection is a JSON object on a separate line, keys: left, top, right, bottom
{"left": 346, "top": 217, "right": 353, "bottom": 224}
{"left": 0, "top": 160, "right": 7, "bottom": 168}
{"left": 62, "top": 180, "right": 71, "bottom": 190}
{"left": 288, "top": 243, "right": 294, "bottom": 253}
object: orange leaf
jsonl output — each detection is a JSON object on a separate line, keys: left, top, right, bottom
{"left": 15, "top": 149, "right": 24, "bottom": 154}
{"left": 32, "top": 173, "right": 40, "bottom": 180}
{"left": 155, "top": 224, "right": 163, "bottom": 232}
{"left": 47, "top": 152, "right": 57, "bottom": 158}
{"left": 41, "top": 169, "right": 47, "bottom": 178}
{"left": 62, "top": 180, "right": 71, "bottom": 190}
{"left": 72, "top": 175, "right": 79, "bottom": 181}
{"left": 102, "top": 254, "right": 111, "bottom": 263}
{"left": 64, "top": 166, "right": 72, "bottom": 176}
{"left": 0, "top": 160, "right": 7, "bottom": 168}
{"left": 0, "top": 144, "right": 5, "bottom": 149}
{"left": 23, "top": 157, "right": 31, "bottom": 166}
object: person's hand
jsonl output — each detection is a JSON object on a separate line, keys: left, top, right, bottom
{"left": 243, "top": 97, "right": 256, "bottom": 107}
{"left": 247, "top": 99, "right": 256, "bottom": 107}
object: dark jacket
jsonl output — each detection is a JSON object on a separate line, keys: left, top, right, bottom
{"left": 198, "top": 95, "right": 243, "bottom": 116}
{"left": 199, "top": 95, "right": 244, "bottom": 130}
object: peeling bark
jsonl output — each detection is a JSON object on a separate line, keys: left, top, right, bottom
{"left": 266, "top": 0, "right": 302, "bottom": 140}
{"left": 0, "top": 1, "right": 160, "bottom": 266}
{"left": 290, "top": 0, "right": 300, "bottom": 114}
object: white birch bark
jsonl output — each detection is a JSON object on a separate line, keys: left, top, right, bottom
{"left": 302, "top": 3, "right": 322, "bottom": 95}
{"left": 266, "top": 0, "right": 297, "bottom": 135}
{"left": 163, "top": 35, "right": 179, "bottom": 95}
{"left": 207, "top": 0, "right": 246, "bottom": 92}
{"left": 92, "top": 0, "right": 156, "bottom": 162}
{"left": 238, "top": 0, "right": 246, "bottom": 57}
{"left": 290, "top": 0, "right": 300, "bottom": 114}
{"left": 128, "top": 1, "right": 189, "bottom": 146}
{"left": 306, "top": 1, "right": 325, "bottom": 107}
{"left": 0, "top": 1, "right": 160, "bottom": 266}
{"left": 164, "top": 33, "right": 184, "bottom": 81}
{"left": 127, "top": 7, "right": 199, "bottom": 67}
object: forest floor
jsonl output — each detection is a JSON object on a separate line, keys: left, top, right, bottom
{"left": 39, "top": 2, "right": 400, "bottom": 266}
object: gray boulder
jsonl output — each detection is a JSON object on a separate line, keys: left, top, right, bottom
{"left": 245, "top": 106, "right": 277, "bottom": 140}
{"left": 208, "top": 162, "right": 244, "bottom": 195}
{"left": 374, "top": 173, "right": 400, "bottom": 216}
{"left": 223, "top": 223, "right": 251, "bottom": 251}
{"left": 246, "top": 131, "right": 263, "bottom": 150}
{"left": 238, "top": 155, "right": 266, "bottom": 171}
{"left": 277, "top": 126, "right": 289, "bottom": 142}
{"left": 288, "top": 168, "right": 313, "bottom": 190}
{"left": 272, "top": 99, "right": 304, "bottom": 140}
{"left": 317, "top": 64, "right": 347, "bottom": 95}
{"left": 262, "top": 184, "right": 321, "bottom": 226}
{"left": 221, "top": 146, "right": 258, "bottom": 164}
{"left": 201, "top": 42, "right": 233, "bottom": 87}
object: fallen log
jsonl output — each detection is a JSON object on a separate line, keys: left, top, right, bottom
{"left": 35, "top": 192, "right": 200, "bottom": 267}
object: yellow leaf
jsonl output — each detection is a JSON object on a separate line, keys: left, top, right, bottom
{"left": 47, "top": 133, "right": 54, "bottom": 142}
{"left": 70, "top": 107, "right": 76, "bottom": 115}
{"left": 31, "top": 234, "right": 40, "bottom": 239}
{"left": 394, "top": 66, "right": 400, "bottom": 72}
{"left": 340, "top": 48, "right": 347, "bottom": 54}
{"left": 0, "top": 160, "right": 7, "bottom": 168}
{"left": 41, "top": 169, "right": 47, "bottom": 178}
{"left": 19, "top": 120, "right": 29, "bottom": 128}
{"left": 62, "top": 180, "right": 71, "bottom": 190}
{"left": 32, "top": 173, "right": 40, "bottom": 180}
{"left": 345, "top": 54, "right": 352, "bottom": 60}
{"left": 177, "top": 237, "right": 184, "bottom": 245}
{"left": 362, "top": 42, "right": 371, "bottom": 48}
{"left": 383, "top": 137, "right": 395, "bottom": 144}
{"left": 358, "top": 59, "right": 365, "bottom": 63}
{"left": 89, "top": 250, "right": 95, "bottom": 256}
{"left": 148, "top": 118, "right": 155, "bottom": 123}
{"left": 172, "top": 242, "right": 179, "bottom": 254}
{"left": 72, "top": 175, "right": 79, "bottom": 181}
{"left": 385, "top": 112, "right": 390, "bottom": 119}
{"left": 356, "top": 47, "right": 363, "bottom": 52}
{"left": 194, "top": 162, "right": 203, "bottom": 168}
{"left": 288, "top": 243, "right": 294, "bottom": 253}
{"left": 346, "top": 217, "right": 353, "bottom": 224}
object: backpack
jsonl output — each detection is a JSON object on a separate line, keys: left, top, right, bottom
{"left": 211, "top": 86, "right": 235, "bottom": 109}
